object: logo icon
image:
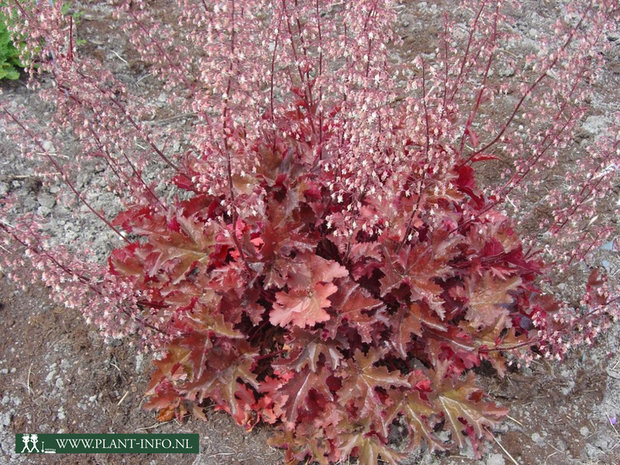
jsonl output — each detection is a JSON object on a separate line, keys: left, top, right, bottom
{"left": 20, "top": 434, "right": 40, "bottom": 453}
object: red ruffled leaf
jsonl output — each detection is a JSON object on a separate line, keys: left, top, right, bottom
{"left": 431, "top": 363, "right": 508, "bottom": 456}
{"left": 465, "top": 273, "right": 521, "bottom": 327}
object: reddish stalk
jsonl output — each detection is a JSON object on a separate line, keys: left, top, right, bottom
{"left": 399, "top": 58, "right": 431, "bottom": 251}
{"left": 457, "top": 3, "right": 499, "bottom": 158}
{"left": 0, "top": 222, "right": 164, "bottom": 335}
{"left": 462, "top": 1, "right": 594, "bottom": 165}
{"left": 2, "top": 108, "right": 130, "bottom": 243}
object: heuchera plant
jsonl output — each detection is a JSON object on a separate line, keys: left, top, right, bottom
{"left": 111, "top": 112, "right": 553, "bottom": 463}
{"left": 0, "top": 0, "right": 618, "bottom": 464}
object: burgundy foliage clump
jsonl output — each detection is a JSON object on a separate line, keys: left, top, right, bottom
{"left": 111, "top": 106, "right": 559, "bottom": 463}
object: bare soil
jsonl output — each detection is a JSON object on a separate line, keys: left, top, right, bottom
{"left": 0, "top": 277, "right": 283, "bottom": 465}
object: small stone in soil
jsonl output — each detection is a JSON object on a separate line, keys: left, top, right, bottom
{"left": 486, "top": 453, "right": 506, "bottom": 465}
